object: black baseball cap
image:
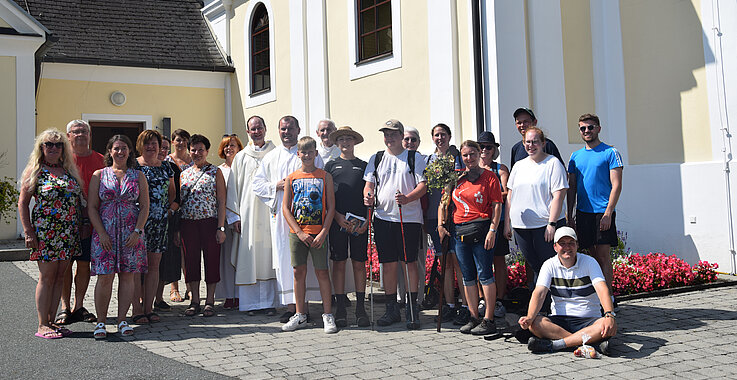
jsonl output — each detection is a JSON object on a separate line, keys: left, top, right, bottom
{"left": 513, "top": 107, "right": 536, "bottom": 121}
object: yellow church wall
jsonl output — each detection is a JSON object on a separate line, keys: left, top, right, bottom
{"left": 0, "top": 56, "right": 17, "bottom": 237}
{"left": 324, "top": 0, "right": 432, "bottom": 158}
{"left": 620, "top": 0, "right": 712, "bottom": 164}
{"left": 229, "top": 0, "right": 293, "bottom": 141}
{"left": 560, "top": 0, "right": 596, "bottom": 143}
{"left": 35, "top": 78, "right": 226, "bottom": 162}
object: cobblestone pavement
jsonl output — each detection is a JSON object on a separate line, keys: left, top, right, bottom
{"left": 14, "top": 260, "right": 737, "bottom": 379}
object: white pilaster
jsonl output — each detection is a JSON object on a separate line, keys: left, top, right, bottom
{"left": 427, "top": 0, "right": 460, "bottom": 143}
{"left": 590, "top": 0, "right": 629, "bottom": 164}
{"left": 289, "top": 0, "right": 307, "bottom": 134}
{"left": 305, "top": 0, "right": 329, "bottom": 136}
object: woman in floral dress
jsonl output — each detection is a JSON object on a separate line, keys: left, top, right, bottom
{"left": 88, "top": 135, "right": 149, "bottom": 339}
{"left": 19, "top": 129, "right": 83, "bottom": 339}
{"left": 131, "top": 130, "right": 175, "bottom": 324}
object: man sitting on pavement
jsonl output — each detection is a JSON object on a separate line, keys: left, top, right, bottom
{"left": 518, "top": 227, "right": 617, "bottom": 354}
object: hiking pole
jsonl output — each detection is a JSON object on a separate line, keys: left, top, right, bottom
{"left": 437, "top": 235, "right": 449, "bottom": 332}
{"left": 366, "top": 192, "right": 375, "bottom": 330}
{"left": 396, "top": 191, "right": 417, "bottom": 328}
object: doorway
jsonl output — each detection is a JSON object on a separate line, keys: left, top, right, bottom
{"left": 89, "top": 121, "right": 145, "bottom": 155}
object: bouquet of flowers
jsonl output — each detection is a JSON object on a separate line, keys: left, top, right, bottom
{"left": 424, "top": 154, "right": 460, "bottom": 191}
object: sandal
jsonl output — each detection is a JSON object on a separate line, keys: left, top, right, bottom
{"left": 203, "top": 304, "right": 215, "bottom": 317}
{"left": 146, "top": 312, "right": 161, "bottom": 323}
{"left": 51, "top": 324, "right": 72, "bottom": 337}
{"left": 118, "top": 321, "right": 134, "bottom": 337}
{"left": 94, "top": 323, "right": 107, "bottom": 340}
{"left": 170, "top": 289, "right": 183, "bottom": 303}
{"left": 131, "top": 314, "right": 149, "bottom": 324}
{"left": 184, "top": 303, "right": 201, "bottom": 317}
{"left": 36, "top": 330, "right": 63, "bottom": 339}
{"left": 72, "top": 307, "right": 97, "bottom": 323}
{"left": 54, "top": 309, "right": 73, "bottom": 325}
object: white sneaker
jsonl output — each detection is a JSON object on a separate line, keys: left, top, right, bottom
{"left": 323, "top": 313, "right": 338, "bottom": 334}
{"left": 282, "top": 313, "right": 308, "bottom": 331}
{"left": 494, "top": 301, "right": 506, "bottom": 318}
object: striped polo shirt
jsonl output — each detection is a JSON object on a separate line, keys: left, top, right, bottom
{"left": 536, "top": 253, "right": 605, "bottom": 318}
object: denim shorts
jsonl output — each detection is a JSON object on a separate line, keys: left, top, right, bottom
{"left": 454, "top": 233, "right": 495, "bottom": 287}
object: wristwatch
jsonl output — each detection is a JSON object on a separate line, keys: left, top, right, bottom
{"left": 489, "top": 228, "right": 497, "bottom": 233}
{"left": 133, "top": 228, "right": 143, "bottom": 235}
{"left": 548, "top": 221, "right": 557, "bottom": 227}
{"left": 604, "top": 311, "right": 616, "bottom": 319}
{"left": 218, "top": 226, "right": 226, "bottom": 232}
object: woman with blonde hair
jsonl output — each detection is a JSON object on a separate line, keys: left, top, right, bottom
{"left": 18, "top": 129, "right": 83, "bottom": 339}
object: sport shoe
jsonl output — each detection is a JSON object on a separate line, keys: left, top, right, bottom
{"left": 279, "top": 310, "right": 295, "bottom": 323}
{"left": 471, "top": 318, "right": 496, "bottom": 335}
{"left": 434, "top": 305, "right": 457, "bottom": 323}
{"left": 376, "top": 303, "right": 401, "bottom": 326}
{"left": 355, "top": 306, "right": 370, "bottom": 327}
{"left": 494, "top": 301, "right": 506, "bottom": 318}
{"left": 528, "top": 336, "right": 554, "bottom": 353}
{"left": 453, "top": 307, "right": 470, "bottom": 326}
{"left": 598, "top": 339, "right": 611, "bottom": 356}
{"left": 459, "top": 317, "right": 481, "bottom": 334}
{"left": 323, "top": 313, "right": 338, "bottom": 334}
{"left": 281, "top": 313, "right": 308, "bottom": 331}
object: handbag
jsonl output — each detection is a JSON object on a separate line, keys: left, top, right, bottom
{"left": 171, "top": 164, "right": 210, "bottom": 231}
{"left": 454, "top": 219, "right": 490, "bottom": 243}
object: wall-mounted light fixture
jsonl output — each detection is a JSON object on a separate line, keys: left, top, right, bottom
{"left": 110, "top": 91, "right": 126, "bottom": 106}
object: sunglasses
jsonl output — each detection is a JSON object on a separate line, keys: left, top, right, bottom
{"left": 43, "top": 142, "right": 64, "bottom": 149}
{"left": 222, "top": 133, "right": 238, "bottom": 138}
{"left": 579, "top": 124, "right": 597, "bottom": 132}
{"left": 403, "top": 137, "right": 418, "bottom": 143}
{"left": 479, "top": 144, "right": 495, "bottom": 150}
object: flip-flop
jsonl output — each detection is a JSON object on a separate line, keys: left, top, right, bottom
{"left": 202, "top": 304, "right": 215, "bottom": 317}
{"left": 54, "top": 309, "right": 73, "bottom": 325}
{"left": 50, "top": 324, "right": 73, "bottom": 337}
{"left": 35, "top": 331, "right": 63, "bottom": 339}
{"left": 72, "top": 307, "right": 97, "bottom": 323}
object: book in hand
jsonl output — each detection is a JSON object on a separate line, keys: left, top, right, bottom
{"left": 341, "top": 213, "right": 366, "bottom": 236}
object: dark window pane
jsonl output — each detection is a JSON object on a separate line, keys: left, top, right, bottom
{"left": 250, "top": 4, "right": 270, "bottom": 94}
{"left": 377, "top": 2, "right": 391, "bottom": 28}
{"left": 360, "top": 9, "right": 375, "bottom": 34}
{"left": 377, "top": 28, "right": 392, "bottom": 55}
{"left": 360, "top": 0, "right": 374, "bottom": 11}
{"left": 253, "top": 32, "right": 268, "bottom": 53}
{"left": 361, "top": 34, "right": 377, "bottom": 59}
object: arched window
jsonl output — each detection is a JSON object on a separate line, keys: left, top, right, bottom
{"left": 251, "top": 3, "right": 270, "bottom": 94}
{"left": 357, "top": 0, "right": 392, "bottom": 62}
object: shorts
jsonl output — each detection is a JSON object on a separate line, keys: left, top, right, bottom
{"left": 513, "top": 218, "right": 566, "bottom": 274}
{"left": 73, "top": 237, "right": 92, "bottom": 262}
{"left": 427, "top": 218, "right": 456, "bottom": 256}
{"left": 289, "top": 232, "right": 329, "bottom": 270}
{"left": 493, "top": 222, "right": 509, "bottom": 257}
{"left": 328, "top": 223, "right": 368, "bottom": 262}
{"left": 547, "top": 315, "right": 600, "bottom": 334}
{"left": 454, "top": 237, "right": 495, "bottom": 286}
{"left": 576, "top": 211, "right": 618, "bottom": 249}
{"left": 373, "top": 218, "right": 421, "bottom": 263}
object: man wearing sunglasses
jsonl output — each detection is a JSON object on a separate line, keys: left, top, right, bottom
{"left": 509, "top": 107, "right": 564, "bottom": 169}
{"left": 566, "top": 113, "right": 623, "bottom": 302}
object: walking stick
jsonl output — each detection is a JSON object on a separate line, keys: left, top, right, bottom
{"left": 397, "top": 191, "right": 417, "bottom": 328}
{"left": 366, "top": 193, "right": 375, "bottom": 330}
{"left": 437, "top": 236, "right": 449, "bottom": 332}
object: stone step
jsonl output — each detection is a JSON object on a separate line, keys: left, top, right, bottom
{"left": 0, "top": 239, "right": 28, "bottom": 262}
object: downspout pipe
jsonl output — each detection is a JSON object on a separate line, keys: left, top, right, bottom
{"left": 471, "top": 0, "right": 485, "bottom": 136}
{"left": 34, "top": 33, "right": 58, "bottom": 94}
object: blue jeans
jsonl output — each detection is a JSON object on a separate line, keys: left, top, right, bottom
{"left": 454, "top": 236, "right": 495, "bottom": 286}
{"left": 427, "top": 218, "right": 456, "bottom": 256}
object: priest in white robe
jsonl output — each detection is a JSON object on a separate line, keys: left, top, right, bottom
{"left": 252, "top": 115, "right": 325, "bottom": 320}
{"left": 227, "top": 116, "right": 279, "bottom": 312}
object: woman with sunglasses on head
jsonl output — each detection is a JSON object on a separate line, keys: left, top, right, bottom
{"left": 425, "top": 123, "right": 470, "bottom": 326}
{"left": 19, "top": 129, "right": 84, "bottom": 339}
{"left": 477, "top": 132, "right": 511, "bottom": 318}
{"left": 130, "top": 130, "right": 175, "bottom": 324}
{"left": 88, "top": 135, "right": 150, "bottom": 339}
{"left": 504, "top": 127, "right": 568, "bottom": 282}
{"left": 215, "top": 134, "right": 244, "bottom": 310}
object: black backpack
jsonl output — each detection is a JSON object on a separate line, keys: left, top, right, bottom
{"left": 372, "top": 150, "right": 428, "bottom": 214}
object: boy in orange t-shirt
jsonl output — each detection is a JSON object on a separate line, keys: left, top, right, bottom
{"left": 282, "top": 136, "right": 337, "bottom": 333}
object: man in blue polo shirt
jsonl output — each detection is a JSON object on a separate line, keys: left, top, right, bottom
{"left": 566, "top": 113, "right": 623, "bottom": 297}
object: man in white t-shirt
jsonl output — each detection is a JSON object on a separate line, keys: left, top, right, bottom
{"left": 363, "top": 119, "right": 427, "bottom": 330}
{"left": 518, "top": 227, "right": 617, "bottom": 355}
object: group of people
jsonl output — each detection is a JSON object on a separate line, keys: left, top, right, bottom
{"left": 19, "top": 107, "right": 622, "bottom": 354}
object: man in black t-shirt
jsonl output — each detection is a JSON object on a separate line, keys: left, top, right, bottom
{"left": 509, "top": 107, "right": 565, "bottom": 169}
{"left": 324, "top": 126, "right": 370, "bottom": 327}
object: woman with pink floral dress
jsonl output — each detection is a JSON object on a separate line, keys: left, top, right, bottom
{"left": 88, "top": 135, "right": 149, "bottom": 339}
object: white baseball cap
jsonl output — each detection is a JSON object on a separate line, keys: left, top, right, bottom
{"left": 554, "top": 227, "right": 578, "bottom": 243}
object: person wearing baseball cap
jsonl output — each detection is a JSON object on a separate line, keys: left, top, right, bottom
{"left": 509, "top": 107, "right": 565, "bottom": 169}
{"left": 518, "top": 226, "right": 617, "bottom": 355}
{"left": 363, "top": 119, "right": 427, "bottom": 330}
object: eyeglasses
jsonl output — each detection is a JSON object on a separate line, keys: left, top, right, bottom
{"left": 479, "top": 144, "right": 494, "bottom": 150}
{"left": 579, "top": 124, "right": 597, "bottom": 132}
{"left": 524, "top": 139, "right": 541, "bottom": 146}
{"left": 43, "top": 142, "right": 64, "bottom": 149}
{"left": 403, "top": 137, "right": 418, "bottom": 143}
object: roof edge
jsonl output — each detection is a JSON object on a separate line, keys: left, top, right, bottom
{"left": 42, "top": 56, "right": 235, "bottom": 73}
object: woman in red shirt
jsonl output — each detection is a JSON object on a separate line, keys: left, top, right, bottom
{"left": 438, "top": 140, "right": 502, "bottom": 335}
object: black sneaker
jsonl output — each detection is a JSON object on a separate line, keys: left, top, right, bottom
{"left": 453, "top": 307, "right": 470, "bottom": 326}
{"left": 405, "top": 302, "right": 421, "bottom": 330}
{"left": 470, "top": 318, "right": 496, "bottom": 335}
{"left": 459, "top": 317, "right": 481, "bottom": 334}
{"left": 434, "top": 305, "right": 457, "bottom": 323}
{"left": 528, "top": 337, "right": 554, "bottom": 353}
{"left": 376, "top": 303, "right": 401, "bottom": 326}
{"left": 598, "top": 339, "right": 611, "bottom": 356}
{"left": 355, "top": 306, "right": 370, "bottom": 327}
{"left": 279, "top": 310, "right": 295, "bottom": 323}
{"left": 334, "top": 305, "right": 348, "bottom": 328}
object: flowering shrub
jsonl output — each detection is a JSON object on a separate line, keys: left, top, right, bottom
{"left": 612, "top": 252, "right": 719, "bottom": 296}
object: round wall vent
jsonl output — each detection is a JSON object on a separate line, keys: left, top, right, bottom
{"left": 110, "top": 91, "right": 127, "bottom": 106}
